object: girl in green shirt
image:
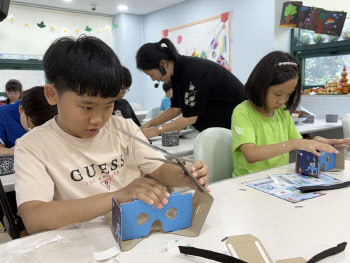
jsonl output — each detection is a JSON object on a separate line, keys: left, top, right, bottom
{"left": 231, "top": 51, "right": 350, "bottom": 177}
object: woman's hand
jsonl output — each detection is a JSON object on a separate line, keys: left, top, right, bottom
{"left": 141, "top": 127, "right": 159, "bottom": 139}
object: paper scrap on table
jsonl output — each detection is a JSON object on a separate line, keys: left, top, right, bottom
{"left": 93, "top": 246, "right": 121, "bottom": 261}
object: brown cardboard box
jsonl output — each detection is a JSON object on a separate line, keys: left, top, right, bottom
{"left": 112, "top": 190, "right": 214, "bottom": 251}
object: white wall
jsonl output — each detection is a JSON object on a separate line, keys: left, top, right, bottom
{"left": 300, "top": 96, "right": 350, "bottom": 119}
{"left": 141, "top": 0, "right": 276, "bottom": 109}
{"left": 0, "top": 5, "right": 113, "bottom": 55}
{"left": 114, "top": 14, "right": 146, "bottom": 109}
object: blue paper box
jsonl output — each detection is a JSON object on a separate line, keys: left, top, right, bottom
{"left": 112, "top": 190, "right": 213, "bottom": 251}
{"left": 296, "top": 150, "right": 337, "bottom": 178}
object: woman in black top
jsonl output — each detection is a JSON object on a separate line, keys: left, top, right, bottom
{"left": 136, "top": 38, "right": 246, "bottom": 138}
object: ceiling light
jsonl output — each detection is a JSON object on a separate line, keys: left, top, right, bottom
{"left": 63, "top": 0, "right": 72, "bottom": 2}
{"left": 118, "top": 4, "right": 128, "bottom": 11}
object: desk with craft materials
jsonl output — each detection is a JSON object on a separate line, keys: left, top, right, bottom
{"left": 1, "top": 161, "right": 349, "bottom": 262}
{"left": 151, "top": 132, "right": 198, "bottom": 159}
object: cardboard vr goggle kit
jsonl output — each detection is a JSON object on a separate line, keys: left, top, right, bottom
{"left": 111, "top": 189, "right": 213, "bottom": 251}
{"left": 111, "top": 127, "right": 214, "bottom": 251}
{"left": 296, "top": 148, "right": 344, "bottom": 178}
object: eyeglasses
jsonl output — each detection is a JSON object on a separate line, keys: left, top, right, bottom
{"left": 26, "top": 115, "right": 32, "bottom": 131}
{"left": 120, "top": 88, "right": 130, "bottom": 93}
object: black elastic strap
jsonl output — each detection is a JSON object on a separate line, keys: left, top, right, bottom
{"left": 307, "top": 242, "right": 347, "bottom": 263}
{"left": 299, "top": 181, "right": 350, "bottom": 193}
{"left": 178, "top": 246, "right": 247, "bottom": 263}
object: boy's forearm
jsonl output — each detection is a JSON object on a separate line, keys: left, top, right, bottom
{"left": 20, "top": 190, "right": 129, "bottom": 234}
{"left": 150, "top": 164, "right": 189, "bottom": 188}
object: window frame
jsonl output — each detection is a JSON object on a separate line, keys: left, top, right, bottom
{"left": 0, "top": 59, "right": 45, "bottom": 97}
{"left": 291, "top": 28, "right": 350, "bottom": 90}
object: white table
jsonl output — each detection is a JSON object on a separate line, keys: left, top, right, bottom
{"left": 1, "top": 173, "right": 15, "bottom": 193}
{"left": 295, "top": 117, "right": 342, "bottom": 134}
{"left": 151, "top": 132, "right": 198, "bottom": 159}
{"left": 1, "top": 161, "right": 349, "bottom": 262}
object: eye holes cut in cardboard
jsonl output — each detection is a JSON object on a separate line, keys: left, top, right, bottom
{"left": 112, "top": 190, "right": 214, "bottom": 251}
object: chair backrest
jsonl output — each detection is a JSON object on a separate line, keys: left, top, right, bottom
{"left": 343, "top": 113, "right": 350, "bottom": 139}
{"left": 0, "top": 179, "right": 21, "bottom": 239}
{"left": 146, "top": 106, "right": 160, "bottom": 119}
{"left": 130, "top": 103, "right": 144, "bottom": 111}
{"left": 193, "top": 127, "right": 234, "bottom": 184}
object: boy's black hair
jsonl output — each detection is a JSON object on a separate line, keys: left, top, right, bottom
{"left": 5, "top": 79, "right": 22, "bottom": 104}
{"left": 21, "top": 86, "right": 58, "bottom": 127}
{"left": 121, "top": 66, "right": 132, "bottom": 88}
{"left": 43, "top": 35, "right": 122, "bottom": 98}
{"left": 245, "top": 51, "right": 301, "bottom": 112}
{"left": 163, "top": 82, "right": 172, "bottom": 93}
{"left": 136, "top": 38, "right": 180, "bottom": 70}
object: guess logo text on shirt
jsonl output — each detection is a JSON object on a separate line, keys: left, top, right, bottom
{"left": 70, "top": 155, "right": 125, "bottom": 185}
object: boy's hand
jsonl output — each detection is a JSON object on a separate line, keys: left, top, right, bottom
{"left": 313, "top": 136, "right": 350, "bottom": 148}
{"left": 182, "top": 160, "right": 210, "bottom": 192}
{"left": 116, "top": 177, "right": 171, "bottom": 209}
{"left": 298, "top": 139, "right": 339, "bottom": 156}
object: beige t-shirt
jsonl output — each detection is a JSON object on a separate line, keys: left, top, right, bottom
{"left": 14, "top": 116, "right": 164, "bottom": 206}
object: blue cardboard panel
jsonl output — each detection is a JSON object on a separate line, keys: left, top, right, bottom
{"left": 112, "top": 198, "right": 123, "bottom": 249}
{"left": 296, "top": 150, "right": 336, "bottom": 178}
{"left": 120, "top": 193, "right": 193, "bottom": 241}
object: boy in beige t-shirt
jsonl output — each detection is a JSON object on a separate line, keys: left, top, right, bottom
{"left": 15, "top": 36, "right": 209, "bottom": 234}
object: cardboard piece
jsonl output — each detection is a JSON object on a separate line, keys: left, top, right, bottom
{"left": 225, "top": 234, "right": 274, "bottom": 263}
{"left": 225, "top": 234, "right": 307, "bottom": 263}
{"left": 112, "top": 190, "right": 213, "bottom": 251}
{"left": 296, "top": 147, "right": 344, "bottom": 178}
{"left": 276, "top": 258, "right": 307, "bottom": 263}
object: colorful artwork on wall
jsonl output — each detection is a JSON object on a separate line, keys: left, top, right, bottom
{"left": 321, "top": 11, "right": 347, "bottom": 36}
{"left": 280, "top": 1, "right": 302, "bottom": 28}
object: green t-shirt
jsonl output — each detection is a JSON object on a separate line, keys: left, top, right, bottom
{"left": 231, "top": 100, "right": 302, "bottom": 177}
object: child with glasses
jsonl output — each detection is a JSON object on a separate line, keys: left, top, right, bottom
{"left": 113, "top": 66, "right": 141, "bottom": 126}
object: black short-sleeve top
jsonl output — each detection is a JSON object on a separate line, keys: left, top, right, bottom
{"left": 170, "top": 56, "right": 246, "bottom": 131}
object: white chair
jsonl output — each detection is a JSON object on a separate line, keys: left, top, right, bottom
{"left": 145, "top": 106, "right": 160, "bottom": 119}
{"left": 193, "top": 127, "right": 234, "bottom": 184}
{"left": 343, "top": 113, "right": 350, "bottom": 139}
{"left": 130, "top": 103, "right": 144, "bottom": 111}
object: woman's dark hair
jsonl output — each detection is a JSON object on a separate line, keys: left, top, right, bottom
{"left": 121, "top": 66, "right": 132, "bottom": 87}
{"left": 245, "top": 51, "right": 301, "bottom": 112}
{"left": 5, "top": 79, "right": 22, "bottom": 104}
{"left": 43, "top": 35, "right": 122, "bottom": 98}
{"left": 21, "top": 86, "right": 58, "bottom": 127}
{"left": 163, "top": 82, "right": 172, "bottom": 93}
{"left": 136, "top": 38, "right": 180, "bottom": 70}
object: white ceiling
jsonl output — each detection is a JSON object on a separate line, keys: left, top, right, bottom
{"left": 11, "top": 0, "right": 188, "bottom": 16}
